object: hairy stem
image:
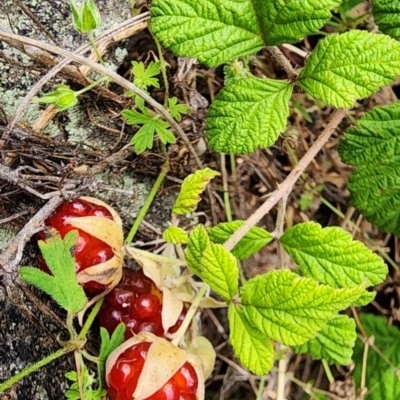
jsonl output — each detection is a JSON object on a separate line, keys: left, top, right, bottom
{"left": 77, "top": 297, "right": 104, "bottom": 340}
{"left": 88, "top": 31, "right": 105, "bottom": 66}
{"left": 223, "top": 108, "right": 346, "bottom": 252}
{"left": 266, "top": 46, "right": 298, "bottom": 80}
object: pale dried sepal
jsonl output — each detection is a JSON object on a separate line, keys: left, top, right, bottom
{"left": 187, "top": 336, "right": 216, "bottom": 380}
{"left": 199, "top": 297, "right": 228, "bottom": 309}
{"left": 161, "top": 287, "right": 184, "bottom": 332}
{"left": 133, "top": 336, "right": 189, "bottom": 399}
{"left": 187, "top": 352, "right": 205, "bottom": 399}
{"left": 76, "top": 254, "right": 123, "bottom": 285}
{"left": 173, "top": 290, "right": 227, "bottom": 308}
{"left": 67, "top": 216, "right": 123, "bottom": 251}
{"left": 79, "top": 196, "right": 123, "bottom": 227}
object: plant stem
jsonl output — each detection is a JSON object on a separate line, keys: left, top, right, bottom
{"left": 223, "top": 108, "right": 347, "bottom": 252}
{"left": 152, "top": 34, "right": 169, "bottom": 107}
{"left": 276, "top": 345, "right": 289, "bottom": 400}
{"left": 0, "top": 346, "right": 73, "bottom": 393}
{"left": 88, "top": 31, "right": 105, "bottom": 66}
{"left": 256, "top": 376, "right": 266, "bottom": 400}
{"left": 171, "top": 283, "right": 208, "bottom": 346}
{"left": 321, "top": 359, "right": 334, "bottom": 384}
{"left": 125, "top": 159, "right": 170, "bottom": 243}
{"left": 78, "top": 297, "right": 104, "bottom": 340}
{"left": 265, "top": 46, "right": 298, "bottom": 80}
{"left": 220, "top": 153, "right": 232, "bottom": 222}
{"left": 75, "top": 76, "right": 108, "bottom": 96}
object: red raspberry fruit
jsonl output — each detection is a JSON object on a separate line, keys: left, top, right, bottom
{"left": 99, "top": 268, "right": 186, "bottom": 340}
{"left": 107, "top": 342, "right": 198, "bottom": 400}
{"left": 38, "top": 197, "right": 122, "bottom": 293}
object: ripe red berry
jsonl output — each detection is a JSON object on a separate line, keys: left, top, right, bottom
{"left": 107, "top": 341, "right": 199, "bottom": 400}
{"left": 38, "top": 197, "right": 123, "bottom": 293}
{"left": 99, "top": 268, "right": 186, "bottom": 340}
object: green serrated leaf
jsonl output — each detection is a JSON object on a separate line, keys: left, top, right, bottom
{"left": 338, "top": 101, "right": 400, "bottom": 236}
{"left": 206, "top": 77, "right": 293, "bottom": 154}
{"left": 186, "top": 225, "right": 210, "bottom": 277}
{"left": 150, "top": 0, "right": 340, "bottom": 66}
{"left": 280, "top": 222, "right": 388, "bottom": 289}
{"left": 154, "top": 120, "right": 176, "bottom": 145}
{"left": 173, "top": 168, "right": 220, "bottom": 215}
{"left": 99, "top": 324, "right": 126, "bottom": 362}
{"left": 163, "top": 226, "right": 188, "bottom": 244}
{"left": 339, "top": 0, "right": 365, "bottom": 15}
{"left": 254, "top": 0, "right": 341, "bottom": 46}
{"left": 372, "top": 0, "right": 400, "bottom": 41}
{"left": 201, "top": 243, "right": 239, "bottom": 302}
{"left": 229, "top": 304, "right": 274, "bottom": 375}
{"left": 353, "top": 314, "right": 400, "bottom": 400}
{"left": 294, "top": 314, "right": 356, "bottom": 365}
{"left": 132, "top": 61, "right": 161, "bottom": 90}
{"left": 168, "top": 97, "right": 190, "bottom": 122}
{"left": 20, "top": 231, "right": 87, "bottom": 314}
{"left": 298, "top": 30, "right": 400, "bottom": 108}
{"left": 240, "top": 269, "right": 366, "bottom": 346}
{"left": 207, "top": 221, "right": 273, "bottom": 260}
{"left": 121, "top": 108, "right": 152, "bottom": 125}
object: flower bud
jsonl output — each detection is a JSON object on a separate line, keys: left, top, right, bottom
{"left": 69, "top": 0, "right": 101, "bottom": 33}
{"left": 32, "top": 84, "right": 78, "bottom": 112}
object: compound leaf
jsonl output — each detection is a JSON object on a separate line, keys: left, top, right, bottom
{"left": 280, "top": 222, "right": 387, "bottom": 289}
{"left": 173, "top": 168, "right": 220, "bottom": 215}
{"left": 229, "top": 304, "right": 274, "bottom": 375}
{"left": 206, "top": 77, "right": 293, "bottom": 154}
{"left": 254, "top": 0, "right": 341, "bottom": 46}
{"left": 372, "top": 0, "right": 400, "bottom": 41}
{"left": 294, "top": 314, "right": 356, "bottom": 365}
{"left": 150, "top": 0, "right": 340, "bottom": 66}
{"left": 353, "top": 314, "right": 400, "bottom": 400}
{"left": 298, "top": 30, "right": 400, "bottom": 108}
{"left": 338, "top": 101, "right": 400, "bottom": 236}
{"left": 207, "top": 220, "right": 273, "bottom": 260}
{"left": 240, "top": 269, "right": 365, "bottom": 346}
{"left": 20, "top": 230, "right": 87, "bottom": 315}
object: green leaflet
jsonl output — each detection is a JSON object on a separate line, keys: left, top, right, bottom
{"left": 20, "top": 230, "right": 87, "bottom": 315}
{"left": 229, "top": 304, "right": 274, "bottom": 375}
{"left": 339, "top": 0, "right": 365, "bottom": 15}
{"left": 253, "top": 0, "right": 341, "bottom": 46}
{"left": 298, "top": 30, "right": 400, "bottom": 108}
{"left": 338, "top": 102, "right": 400, "bottom": 236}
{"left": 150, "top": 0, "right": 338, "bottom": 67}
{"left": 207, "top": 221, "right": 273, "bottom": 260}
{"left": 186, "top": 225, "right": 210, "bottom": 277}
{"left": 353, "top": 314, "right": 400, "bottom": 400}
{"left": 172, "top": 168, "right": 220, "bottom": 215}
{"left": 280, "top": 222, "right": 387, "bottom": 289}
{"left": 163, "top": 226, "right": 188, "bottom": 244}
{"left": 239, "top": 270, "right": 365, "bottom": 346}
{"left": 373, "top": 0, "right": 400, "bottom": 41}
{"left": 206, "top": 77, "right": 293, "bottom": 154}
{"left": 294, "top": 314, "right": 356, "bottom": 365}
{"left": 201, "top": 242, "right": 239, "bottom": 302}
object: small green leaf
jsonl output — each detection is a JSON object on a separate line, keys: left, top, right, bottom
{"left": 280, "top": 222, "right": 388, "bottom": 289}
{"left": 338, "top": 101, "right": 400, "bottom": 236}
{"left": 173, "top": 168, "right": 220, "bottom": 215}
{"left": 240, "top": 269, "right": 366, "bottom": 346}
{"left": 163, "top": 226, "right": 188, "bottom": 244}
{"left": 168, "top": 97, "right": 190, "bottom": 122}
{"left": 353, "top": 314, "right": 400, "bottom": 400}
{"left": 186, "top": 225, "right": 210, "bottom": 277}
{"left": 339, "top": 0, "right": 364, "bottom": 15}
{"left": 99, "top": 324, "right": 126, "bottom": 362}
{"left": 132, "top": 61, "right": 161, "bottom": 90}
{"left": 121, "top": 108, "right": 152, "bottom": 125}
{"left": 229, "top": 304, "right": 274, "bottom": 375}
{"left": 206, "top": 77, "right": 293, "bottom": 154}
{"left": 207, "top": 221, "right": 273, "bottom": 260}
{"left": 372, "top": 0, "right": 400, "bottom": 41}
{"left": 298, "top": 30, "right": 400, "bottom": 108}
{"left": 201, "top": 243, "right": 239, "bottom": 302}
{"left": 20, "top": 231, "right": 87, "bottom": 314}
{"left": 294, "top": 314, "right": 356, "bottom": 365}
